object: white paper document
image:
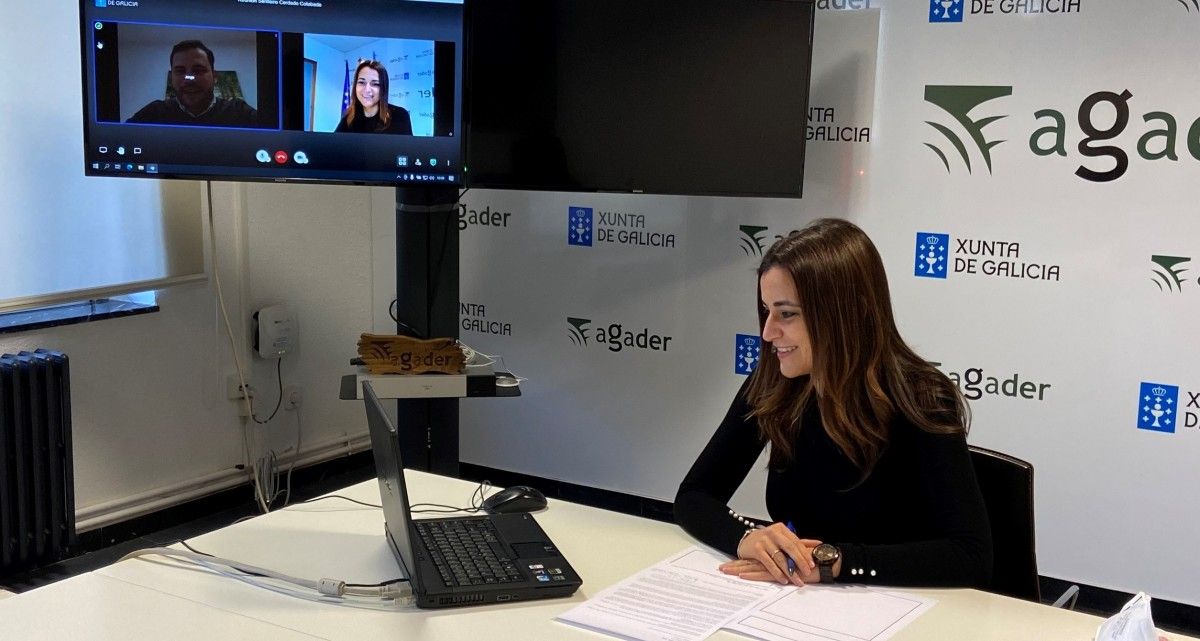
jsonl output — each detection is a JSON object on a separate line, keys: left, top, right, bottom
{"left": 557, "top": 546, "right": 936, "bottom": 641}
{"left": 556, "top": 547, "right": 781, "bottom": 641}
{"left": 725, "top": 585, "right": 935, "bottom": 641}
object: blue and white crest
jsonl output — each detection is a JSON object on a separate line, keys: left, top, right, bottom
{"left": 929, "top": 0, "right": 964, "bottom": 23}
{"left": 1138, "top": 382, "right": 1179, "bottom": 433}
{"left": 914, "top": 232, "right": 950, "bottom": 279}
{"left": 735, "top": 334, "right": 761, "bottom": 375}
{"left": 568, "top": 206, "right": 593, "bottom": 247}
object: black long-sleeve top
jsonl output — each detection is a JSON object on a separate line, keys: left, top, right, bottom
{"left": 335, "top": 104, "right": 413, "bottom": 135}
{"left": 674, "top": 379, "right": 993, "bottom": 588}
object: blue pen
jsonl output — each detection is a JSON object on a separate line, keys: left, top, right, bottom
{"left": 785, "top": 521, "right": 797, "bottom": 575}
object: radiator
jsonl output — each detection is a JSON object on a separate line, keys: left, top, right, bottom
{"left": 0, "top": 349, "right": 76, "bottom": 573}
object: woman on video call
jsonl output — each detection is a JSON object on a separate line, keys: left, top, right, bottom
{"left": 335, "top": 59, "right": 413, "bottom": 135}
{"left": 674, "top": 218, "right": 992, "bottom": 589}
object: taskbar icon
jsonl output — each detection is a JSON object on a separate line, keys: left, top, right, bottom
{"left": 400, "top": 173, "right": 455, "bottom": 183}
{"left": 91, "top": 161, "right": 158, "bottom": 174}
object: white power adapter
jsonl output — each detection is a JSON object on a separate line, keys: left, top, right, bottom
{"left": 253, "top": 304, "right": 297, "bottom": 359}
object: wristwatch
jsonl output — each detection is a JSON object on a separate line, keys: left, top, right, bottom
{"left": 811, "top": 543, "right": 840, "bottom": 583}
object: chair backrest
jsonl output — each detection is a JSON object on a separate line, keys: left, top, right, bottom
{"left": 969, "top": 445, "right": 1040, "bottom": 602}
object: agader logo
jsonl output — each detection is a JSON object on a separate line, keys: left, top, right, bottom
{"left": 567, "top": 316, "right": 673, "bottom": 353}
{"left": 923, "top": 85, "right": 1012, "bottom": 174}
{"left": 818, "top": 0, "right": 872, "bottom": 9}
{"left": 458, "top": 203, "right": 511, "bottom": 231}
{"left": 1030, "top": 89, "right": 1200, "bottom": 182}
{"left": 1151, "top": 255, "right": 1191, "bottom": 292}
{"left": 739, "top": 225, "right": 770, "bottom": 257}
{"left": 567, "top": 317, "right": 590, "bottom": 346}
{"left": 1173, "top": 0, "right": 1199, "bottom": 12}
{"left": 938, "top": 364, "right": 1053, "bottom": 401}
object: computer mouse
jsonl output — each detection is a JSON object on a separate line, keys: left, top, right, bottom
{"left": 481, "top": 485, "right": 548, "bottom": 514}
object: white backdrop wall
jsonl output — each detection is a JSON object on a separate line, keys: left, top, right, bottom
{"left": 454, "top": 2, "right": 1200, "bottom": 607}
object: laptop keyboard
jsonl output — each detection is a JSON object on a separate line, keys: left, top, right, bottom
{"left": 415, "top": 519, "right": 525, "bottom": 587}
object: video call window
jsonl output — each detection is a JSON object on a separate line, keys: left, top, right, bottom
{"left": 81, "top": 0, "right": 464, "bottom": 186}
{"left": 303, "top": 34, "right": 454, "bottom": 138}
{"left": 92, "top": 21, "right": 281, "bottom": 130}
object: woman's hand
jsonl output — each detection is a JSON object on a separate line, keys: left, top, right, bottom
{"left": 719, "top": 557, "right": 822, "bottom": 585}
{"left": 726, "top": 522, "right": 821, "bottom": 585}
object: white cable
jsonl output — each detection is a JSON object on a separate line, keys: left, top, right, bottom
{"left": 282, "top": 409, "right": 303, "bottom": 505}
{"left": 120, "top": 547, "right": 412, "bottom": 610}
{"left": 193, "top": 560, "right": 410, "bottom": 611}
{"left": 205, "top": 182, "right": 271, "bottom": 514}
{"left": 122, "top": 547, "right": 318, "bottom": 588}
{"left": 457, "top": 340, "right": 528, "bottom": 384}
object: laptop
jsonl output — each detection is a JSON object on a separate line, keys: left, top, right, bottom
{"left": 362, "top": 382, "right": 582, "bottom": 608}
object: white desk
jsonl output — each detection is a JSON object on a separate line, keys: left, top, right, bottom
{"left": 1, "top": 471, "right": 1192, "bottom": 641}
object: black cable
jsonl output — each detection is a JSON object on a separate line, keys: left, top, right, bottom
{"left": 295, "top": 495, "right": 382, "bottom": 509}
{"left": 410, "top": 479, "right": 492, "bottom": 513}
{"left": 425, "top": 209, "right": 456, "bottom": 327}
{"left": 178, "top": 539, "right": 269, "bottom": 578}
{"left": 410, "top": 503, "right": 483, "bottom": 514}
{"left": 387, "top": 299, "right": 426, "bottom": 338}
{"left": 253, "top": 358, "right": 284, "bottom": 424}
{"left": 179, "top": 540, "right": 212, "bottom": 557}
{"left": 293, "top": 481, "right": 492, "bottom": 513}
{"left": 345, "top": 578, "right": 408, "bottom": 587}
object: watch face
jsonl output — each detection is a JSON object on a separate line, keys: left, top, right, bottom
{"left": 813, "top": 543, "right": 840, "bottom": 564}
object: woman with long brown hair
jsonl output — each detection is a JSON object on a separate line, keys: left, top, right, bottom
{"left": 335, "top": 59, "right": 413, "bottom": 135}
{"left": 674, "top": 218, "right": 992, "bottom": 588}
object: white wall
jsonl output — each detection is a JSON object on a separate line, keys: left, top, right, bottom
{"left": 2, "top": 4, "right": 202, "bottom": 304}
{"left": 0, "top": 180, "right": 394, "bottom": 528}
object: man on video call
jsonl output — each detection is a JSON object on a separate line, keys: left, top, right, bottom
{"left": 127, "top": 40, "right": 259, "bottom": 127}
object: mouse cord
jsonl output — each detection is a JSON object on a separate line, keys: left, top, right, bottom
{"left": 271, "top": 481, "right": 494, "bottom": 514}
{"left": 410, "top": 479, "right": 494, "bottom": 513}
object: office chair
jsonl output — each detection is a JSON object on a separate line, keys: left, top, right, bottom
{"left": 969, "top": 445, "right": 1042, "bottom": 602}
{"left": 966, "top": 445, "right": 1081, "bottom": 608}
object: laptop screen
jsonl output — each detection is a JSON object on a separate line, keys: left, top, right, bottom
{"left": 362, "top": 382, "right": 418, "bottom": 580}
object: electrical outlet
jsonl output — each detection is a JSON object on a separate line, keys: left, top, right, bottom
{"left": 226, "top": 374, "right": 254, "bottom": 401}
{"left": 283, "top": 386, "right": 303, "bottom": 411}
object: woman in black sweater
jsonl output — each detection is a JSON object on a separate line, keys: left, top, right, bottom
{"left": 674, "top": 218, "right": 992, "bottom": 589}
{"left": 335, "top": 59, "right": 413, "bottom": 135}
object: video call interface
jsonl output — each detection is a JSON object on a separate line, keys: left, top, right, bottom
{"left": 81, "top": 0, "right": 463, "bottom": 186}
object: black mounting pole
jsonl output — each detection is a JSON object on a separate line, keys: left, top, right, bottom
{"left": 394, "top": 186, "right": 460, "bottom": 474}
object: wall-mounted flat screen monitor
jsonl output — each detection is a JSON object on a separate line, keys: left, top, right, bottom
{"left": 463, "top": 0, "right": 815, "bottom": 198}
{"left": 79, "top": 0, "right": 464, "bottom": 186}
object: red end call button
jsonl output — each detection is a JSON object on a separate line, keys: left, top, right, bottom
{"left": 274, "top": 150, "right": 289, "bottom": 164}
